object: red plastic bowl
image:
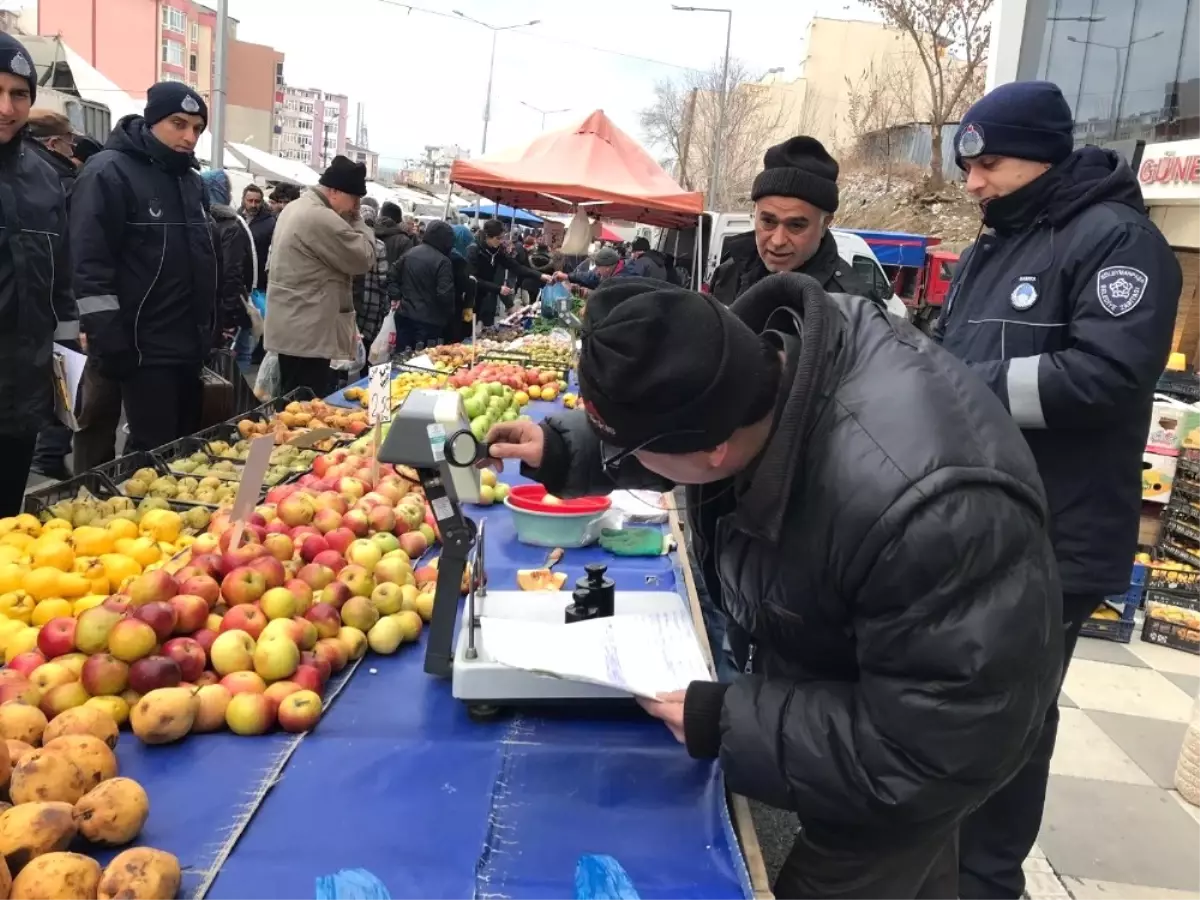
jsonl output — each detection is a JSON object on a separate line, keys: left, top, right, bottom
{"left": 507, "top": 484, "right": 611, "bottom": 515}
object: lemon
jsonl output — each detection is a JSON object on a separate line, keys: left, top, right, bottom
{"left": 32, "top": 597, "right": 73, "bottom": 626}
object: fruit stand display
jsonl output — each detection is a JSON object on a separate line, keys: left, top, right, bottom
{"left": 0, "top": 353, "right": 753, "bottom": 898}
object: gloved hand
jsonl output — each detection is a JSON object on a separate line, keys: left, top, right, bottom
{"left": 599, "top": 527, "right": 670, "bottom": 557}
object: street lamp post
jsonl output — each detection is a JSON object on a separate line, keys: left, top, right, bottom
{"left": 519, "top": 100, "right": 570, "bottom": 131}
{"left": 453, "top": 10, "right": 540, "bottom": 155}
{"left": 672, "top": 5, "right": 732, "bottom": 208}
{"left": 1067, "top": 31, "right": 1163, "bottom": 139}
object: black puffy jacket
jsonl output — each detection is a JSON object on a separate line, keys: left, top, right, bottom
{"left": 0, "top": 136, "right": 78, "bottom": 436}
{"left": 375, "top": 218, "right": 412, "bottom": 267}
{"left": 530, "top": 275, "right": 1062, "bottom": 836}
{"left": 71, "top": 115, "right": 218, "bottom": 372}
{"left": 209, "top": 204, "right": 253, "bottom": 332}
{"left": 936, "top": 148, "right": 1181, "bottom": 596}
{"left": 386, "top": 220, "right": 455, "bottom": 326}
{"left": 242, "top": 206, "right": 274, "bottom": 291}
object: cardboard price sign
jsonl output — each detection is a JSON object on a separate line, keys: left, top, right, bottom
{"left": 368, "top": 362, "right": 393, "bottom": 425}
{"left": 225, "top": 434, "right": 276, "bottom": 550}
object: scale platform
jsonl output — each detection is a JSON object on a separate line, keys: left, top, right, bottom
{"left": 452, "top": 590, "right": 689, "bottom": 706}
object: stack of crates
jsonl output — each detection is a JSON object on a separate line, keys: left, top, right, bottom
{"left": 1161, "top": 448, "right": 1200, "bottom": 568}
{"left": 1081, "top": 562, "right": 1146, "bottom": 643}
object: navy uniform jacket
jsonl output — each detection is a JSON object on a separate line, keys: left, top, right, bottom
{"left": 936, "top": 147, "right": 1181, "bottom": 597}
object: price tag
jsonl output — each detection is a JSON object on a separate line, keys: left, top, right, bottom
{"left": 226, "top": 434, "right": 275, "bottom": 550}
{"left": 368, "top": 362, "right": 392, "bottom": 425}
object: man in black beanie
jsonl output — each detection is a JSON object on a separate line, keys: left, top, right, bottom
{"left": 72, "top": 80, "right": 216, "bottom": 453}
{"left": 0, "top": 33, "right": 78, "bottom": 511}
{"left": 934, "top": 81, "right": 1182, "bottom": 900}
{"left": 708, "top": 135, "right": 878, "bottom": 308}
{"left": 485, "top": 274, "right": 1063, "bottom": 899}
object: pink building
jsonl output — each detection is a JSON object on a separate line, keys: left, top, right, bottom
{"left": 274, "top": 85, "right": 348, "bottom": 171}
{"left": 37, "top": 0, "right": 159, "bottom": 101}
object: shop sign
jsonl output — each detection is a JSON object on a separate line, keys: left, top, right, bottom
{"left": 1139, "top": 139, "right": 1200, "bottom": 204}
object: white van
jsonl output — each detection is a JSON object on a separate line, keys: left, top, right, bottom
{"left": 652, "top": 212, "right": 907, "bottom": 320}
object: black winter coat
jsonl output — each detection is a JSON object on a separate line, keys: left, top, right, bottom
{"left": 620, "top": 248, "right": 668, "bottom": 281}
{"left": 465, "top": 232, "right": 545, "bottom": 323}
{"left": 0, "top": 137, "right": 79, "bottom": 436}
{"left": 71, "top": 115, "right": 218, "bottom": 373}
{"left": 709, "top": 229, "right": 880, "bottom": 309}
{"left": 242, "top": 206, "right": 274, "bottom": 291}
{"left": 210, "top": 204, "right": 253, "bottom": 332}
{"left": 936, "top": 148, "right": 1181, "bottom": 597}
{"left": 387, "top": 220, "right": 455, "bottom": 327}
{"left": 375, "top": 218, "right": 412, "bottom": 267}
{"left": 529, "top": 275, "right": 1062, "bottom": 837}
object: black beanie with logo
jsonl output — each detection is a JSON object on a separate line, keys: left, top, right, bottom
{"left": 0, "top": 34, "right": 36, "bottom": 103}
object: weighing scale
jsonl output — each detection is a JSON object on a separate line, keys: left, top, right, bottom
{"left": 377, "top": 389, "right": 692, "bottom": 717}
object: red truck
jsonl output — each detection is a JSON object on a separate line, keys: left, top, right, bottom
{"left": 842, "top": 229, "right": 959, "bottom": 333}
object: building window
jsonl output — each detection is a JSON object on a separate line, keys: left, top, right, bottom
{"left": 162, "top": 6, "right": 186, "bottom": 33}
{"left": 190, "top": 21, "right": 198, "bottom": 43}
{"left": 162, "top": 39, "right": 184, "bottom": 67}
{"left": 275, "top": 62, "right": 284, "bottom": 86}
{"left": 163, "top": 71, "right": 186, "bottom": 84}
{"left": 189, "top": 53, "right": 197, "bottom": 72}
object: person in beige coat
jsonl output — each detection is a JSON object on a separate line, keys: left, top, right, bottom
{"left": 265, "top": 155, "right": 377, "bottom": 396}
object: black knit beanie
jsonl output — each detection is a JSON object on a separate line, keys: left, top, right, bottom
{"left": 578, "top": 281, "right": 770, "bottom": 453}
{"left": 145, "top": 81, "right": 208, "bottom": 127}
{"left": 0, "top": 34, "right": 34, "bottom": 103}
{"left": 750, "top": 136, "right": 839, "bottom": 213}
{"left": 319, "top": 155, "right": 367, "bottom": 197}
{"left": 954, "top": 81, "right": 1074, "bottom": 169}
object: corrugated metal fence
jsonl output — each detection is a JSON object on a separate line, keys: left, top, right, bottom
{"left": 857, "top": 123, "right": 963, "bottom": 183}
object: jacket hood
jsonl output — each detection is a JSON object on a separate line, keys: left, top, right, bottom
{"left": 1044, "top": 146, "right": 1145, "bottom": 226}
{"left": 375, "top": 217, "right": 403, "bottom": 238}
{"left": 209, "top": 203, "right": 237, "bottom": 221}
{"left": 423, "top": 219, "right": 455, "bottom": 255}
{"left": 452, "top": 224, "right": 474, "bottom": 258}
{"left": 107, "top": 114, "right": 197, "bottom": 174}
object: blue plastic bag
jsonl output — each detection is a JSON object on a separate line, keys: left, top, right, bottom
{"left": 315, "top": 868, "right": 391, "bottom": 899}
{"left": 250, "top": 288, "right": 267, "bottom": 317}
{"left": 540, "top": 281, "right": 571, "bottom": 318}
{"left": 574, "top": 854, "right": 640, "bottom": 900}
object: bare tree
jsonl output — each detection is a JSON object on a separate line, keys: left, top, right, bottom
{"left": 863, "top": 0, "right": 992, "bottom": 188}
{"left": 640, "top": 59, "right": 791, "bottom": 209}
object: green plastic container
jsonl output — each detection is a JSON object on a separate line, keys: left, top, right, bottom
{"left": 504, "top": 498, "right": 609, "bottom": 547}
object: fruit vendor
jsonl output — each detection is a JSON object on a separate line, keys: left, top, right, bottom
{"left": 485, "top": 276, "right": 1063, "bottom": 899}
{"left": 465, "top": 218, "right": 553, "bottom": 327}
{"left": 932, "top": 81, "right": 1182, "bottom": 900}
{"left": 707, "top": 136, "right": 879, "bottom": 307}
{"left": 0, "top": 34, "right": 79, "bottom": 515}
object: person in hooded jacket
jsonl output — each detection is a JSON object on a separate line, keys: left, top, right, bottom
{"left": 620, "top": 236, "right": 668, "bottom": 281}
{"left": 376, "top": 202, "right": 411, "bottom": 266}
{"left": 482, "top": 274, "right": 1062, "bottom": 899}
{"left": 0, "top": 35, "right": 79, "bottom": 514}
{"left": 447, "top": 223, "right": 475, "bottom": 344}
{"left": 71, "top": 82, "right": 217, "bottom": 453}
{"left": 708, "top": 137, "right": 881, "bottom": 309}
{"left": 933, "top": 81, "right": 1182, "bottom": 900}
{"left": 200, "top": 170, "right": 253, "bottom": 348}
{"left": 386, "top": 220, "right": 456, "bottom": 352}
{"left": 466, "top": 218, "right": 553, "bottom": 326}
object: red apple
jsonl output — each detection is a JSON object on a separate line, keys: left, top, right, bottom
{"left": 312, "top": 550, "right": 346, "bottom": 573}
{"left": 299, "top": 534, "right": 330, "bottom": 563}
{"left": 190, "top": 553, "right": 228, "bottom": 580}
{"left": 36, "top": 616, "right": 77, "bottom": 659}
{"left": 222, "top": 540, "right": 267, "bottom": 574}
{"left": 314, "top": 637, "right": 349, "bottom": 673}
{"left": 264, "top": 519, "right": 290, "bottom": 536}
{"left": 263, "top": 533, "right": 295, "bottom": 562}
{"left": 80, "top": 653, "right": 130, "bottom": 696}
{"left": 290, "top": 616, "right": 319, "bottom": 650}
{"left": 323, "top": 527, "right": 356, "bottom": 555}
{"left": 178, "top": 575, "right": 221, "bottom": 608}
{"left": 291, "top": 664, "right": 325, "bottom": 695}
{"left": 128, "top": 655, "right": 182, "bottom": 693}
{"left": 289, "top": 525, "right": 321, "bottom": 543}
{"left": 336, "top": 565, "right": 374, "bottom": 598}
{"left": 340, "top": 509, "right": 370, "bottom": 537}
{"left": 169, "top": 594, "right": 210, "bottom": 634}
{"left": 221, "top": 670, "right": 267, "bottom": 696}
{"left": 312, "top": 508, "right": 342, "bottom": 535}
{"left": 0, "top": 677, "right": 39, "bottom": 705}
{"left": 194, "top": 670, "right": 220, "bottom": 687}
{"left": 367, "top": 505, "right": 397, "bottom": 534}
{"left": 106, "top": 616, "right": 157, "bottom": 663}
{"left": 162, "top": 637, "right": 207, "bottom": 682}
{"left": 296, "top": 563, "right": 335, "bottom": 591}
{"left": 221, "top": 605, "right": 267, "bottom": 640}
{"left": 314, "top": 491, "right": 348, "bottom": 515}
{"left": 101, "top": 595, "right": 131, "bottom": 615}
{"left": 127, "top": 570, "right": 179, "bottom": 608}
{"left": 225, "top": 691, "right": 276, "bottom": 735}
{"left": 300, "top": 650, "right": 332, "bottom": 683}
{"left": 398, "top": 531, "right": 429, "bottom": 559}
{"left": 221, "top": 567, "right": 268, "bottom": 606}
{"left": 264, "top": 679, "right": 302, "bottom": 708}
{"left": 284, "top": 579, "right": 314, "bottom": 614}
{"left": 40, "top": 682, "right": 89, "bottom": 719}
{"left": 249, "top": 555, "right": 287, "bottom": 589}
{"left": 278, "top": 493, "right": 316, "bottom": 528}
{"left": 304, "top": 603, "right": 342, "bottom": 639}
{"left": 277, "top": 689, "right": 323, "bottom": 733}
{"left": 338, "top": 477, "right": 366, "bottom": 501}
{"left": 315, "top": 581, "right": 351, "bottom": 610}
{"left": 8, "top": 650, "right": 46, "bottom": 678}
{"left": 193, "top": 628, "right": 218, "bottom": 657}
{"left": 134, "top": 601, "right": 178, "bottom": 643}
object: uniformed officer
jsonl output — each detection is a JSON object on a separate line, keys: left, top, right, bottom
{"left": 935, "top": 80, "right": 1182, "bottom": 900}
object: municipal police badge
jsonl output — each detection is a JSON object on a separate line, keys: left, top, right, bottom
{"left": 958, "top": 123, "right": 985, "bottom": 158}
{"left": 181, "top": 95, "right": 201, "bottom": 114}
{"left": 9, "top": 53, "right": 31, "bottom": 78}
{"left": 1011, "top": 280, "right": 1039, "bottom": 311}
{"left": 1096, "top": 266, "right": 1148, "bottom": 317}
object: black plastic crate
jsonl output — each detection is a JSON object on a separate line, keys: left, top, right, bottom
{"left": 1080, "top": 618, "right": 1136, "bottom": 643}
{"left": 154, "top": 436, "right": 245, "bottom": 481}
{"left": 98, "top": 451, "right": 171, "bottom": 494}
{"left": 1157, "top": 371, "right": 1200, "bottom": 402}
{"left": 1145, "top": 564, "right": 1200, "bottom": 592}
{"left": 24, "top": 471, "right": 122, "bottom": 518}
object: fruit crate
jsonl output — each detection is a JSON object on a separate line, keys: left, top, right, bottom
{"left": 1081, "top": 567, "right": 1144, "bottom": 643}
{"left": 1146, "top": 564, "right": 1200, "bottom": 592}
{"left": 264, "top": 387, "right": 319, "bottom": 412}
{"left": 153, "top": 436, "right": 248, "bottom": 482}
{"left": 1081, "top": 618, "right": 1136, "bottom": 643}
{"left": 100, "top": 449, "right": 224, "bottom": 510}
{"left": 23, "top": 471, "right": 122, "bottom": 518}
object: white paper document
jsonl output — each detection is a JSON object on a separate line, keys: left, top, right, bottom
{"left": 479, "top": 611, "right": 712, "bottom": 699}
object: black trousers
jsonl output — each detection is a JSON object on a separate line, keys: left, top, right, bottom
{"left": 120, "top": 365, "right": 203, "bottom": 454}
{"left": 32, "top": 422, "right": 72, "bottom": 476}
{"left": 278, "top": 354, "right": 333, "bottom": 398}
{"left": 776, "top": 824, "right": 959, "bottom": 899}
{"left": 957, "top": 592, "right": 1098, "bottom": 899}
{"left": 73, "top": 356, "right": 122, "bottom": 472}
{"left": 0, "top": 434, "right": 36, "bottom": 516}
{"left": 393, "top": 314, "right": 444, "bottom": 356}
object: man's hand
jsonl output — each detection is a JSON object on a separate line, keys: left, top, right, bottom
{"left": 540, "top": 273, "right": 553, "bottom": 284}
{"left": 79, "top": 334, "right": 88, "bottom": 353}
{"left": 483, "top": 420, "right": 544, "bottom": 470}
{"left": 500, "top": 285, "right": 513, "bottom": 297}
{"left": 637, "top": 690, "right": 686, "bottom": 743}
{"left": 553, "top": 271, "right": 570, "bottom": 282}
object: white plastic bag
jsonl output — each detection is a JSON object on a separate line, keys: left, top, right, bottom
{"left": 368, "top": 315, "right": 396, "bottom": 365}
{"left": 254, "top": 351, "right": 280, "bottom": 400}
{"left": 332, "top": 333, "right": 366, "bottom": 373}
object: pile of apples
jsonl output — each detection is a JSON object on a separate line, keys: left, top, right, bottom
{"left": 445, "top": 362, "right": 567, "bottom": 400}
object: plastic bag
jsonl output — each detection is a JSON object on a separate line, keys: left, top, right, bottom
{"left": 332, "top": 333, "right": 366, "bottom": 372}
{"left": 540, "top": 281, "right": 570, "bottom": 317}
{"left": 242, "top": 295, "right": 265, "bottom": 340}
{"left": 254, "top": 351, "right": 280, "bottom": 400}
{"left": 368, "top": 315, "right": 396, "bottom": 365}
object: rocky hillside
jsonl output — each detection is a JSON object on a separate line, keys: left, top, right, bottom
{"left": 835, "top": 167, "right": 981, "bottom": 252}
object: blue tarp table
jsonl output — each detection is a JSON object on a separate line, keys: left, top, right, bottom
{"left": 106, "top": 392, "right": 753, "bottom": 899}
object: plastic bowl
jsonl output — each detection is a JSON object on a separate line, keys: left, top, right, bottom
{"left": 503, "top": 497, "right": 609, "bottom": 548}
{"left": 506, "top": 483, "right": 611, "bottom": 515}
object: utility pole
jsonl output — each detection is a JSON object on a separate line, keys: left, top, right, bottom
{"left": 452, "top": 10, "right": 540, "bottom": 155}
{"left": 210, "top": 0, "right": 229, "bottom": 169}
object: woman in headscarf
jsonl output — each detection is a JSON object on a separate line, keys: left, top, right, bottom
{"left": 447, "top": 224, "right": 476, "bottom": 343}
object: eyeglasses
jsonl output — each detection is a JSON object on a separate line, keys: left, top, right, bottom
{"left": 601, "top": 428, "right": 708, "bottom": 476}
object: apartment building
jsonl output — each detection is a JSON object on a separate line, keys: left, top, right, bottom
{"left": 346, "top": 141, "right": 379, "bottom": 182}
{"left": 273, "top": 85, "right": 349, "bottom": 170}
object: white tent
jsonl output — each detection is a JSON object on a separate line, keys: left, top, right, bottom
{"left": 55, "top": 41, "right": 142, "bottom": 124}
{"left": 225, "top": 142, "right": 318, "bottom": 185}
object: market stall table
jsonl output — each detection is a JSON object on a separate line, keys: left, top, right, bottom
{"left": 102, "top": 392, "right": 753, "bottom": 899}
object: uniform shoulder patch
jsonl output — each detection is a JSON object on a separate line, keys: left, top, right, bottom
{"left": 1096, "top": 266, "right": 1148, "bottom": 317}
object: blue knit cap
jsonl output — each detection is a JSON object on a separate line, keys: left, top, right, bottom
{"left": 954, "top": 81, "right": 1074, "bottom": 170}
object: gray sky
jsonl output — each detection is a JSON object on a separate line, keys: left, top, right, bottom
{"left": 229, "top": 0, "right": 875, "bottom": 167}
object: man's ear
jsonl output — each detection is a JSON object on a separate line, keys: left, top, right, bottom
{"left": 821, "top": 213, "right": 834, "bottom": 235}
{"left": 706, "top": 442, "right": 730, "bottom": 469}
